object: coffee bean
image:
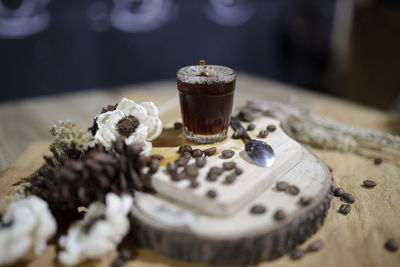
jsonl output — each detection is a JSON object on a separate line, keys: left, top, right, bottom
{"left": 333, "top": 187, "right": 345, "bottom": 197}
{"left": 209, "top": 167, "right": 224, "bottom": 176}
{"left": 148, "top": 159, "right": 159, "bottom": 174}
{"left": 206, "top": 189, "right": 217, "bottom": 199}
{"left": 185, "top": 164, "right": 199, "bottom": 178}
{"left": 204, "top": 147, "right": 217, "bottom": 156}
{"left": 276, "top": 181, "right": 289, "bottom": 191}
{"left": 221, "top": 149, "right": 235, "bottom": 159}
{"left": 286, "top": 185, "right": 300, "bottom": 195}
{"left": 232, "top": 129, "right": 244, "bottom": 139}
{"left": 189, "top": 180, "right": 199, "bottom": 189}
{"left": 274, "top": 210, "right": 286, "bottom": 221}
{"left": 192, "top": 149, "right": 203, "bottom": 158}
{"left": 223, "top": 161, "right": 236, "bottom": 170}
{"left": 384, "top": 239, "right": 398, "bottom": 252}
{"left": 307, "top": 240, "right": 324, "bottom": 252}
{"left": 247, "top": 123, "right": 256, "bottom": 131}
{"left": 166, "top": 162, "right": 177, "bottom": 174}
{"left": 176, "top": 157, "right": 189, "bottom": 167}
{"left": 258, "top": 130, "right": 268, "bottom": 138}
{"left": 195, "top": 157, "right": 207, "bottom": 168}
{"left": 267, "top": 125, "right": 277, "bottom": 132}
{"left": 290, "top": 248, "right": 305, "bottom": 260}
{"left": 206, "top": 173, "right": 218, "bottom": 182}
{"left": 224, "top": 174, "right": 237, "bottom": 184}
{"left": 374, "top": 157, "right": 383, "bottom": 165}
{"left": 174, "top": 122, "right": 183, "bottom": 129}
{"left": 171, "top": 173, "right": 183, "bottom": 182}
{"left": 235, "top": 167, "right": 243, "bottom": 175}
{"left": 362, "top": 180, "right": 376, "bottom": 188}
{"left": 250, "top": 204, "right": 267, "bottom": 214}
{"left": 150, "top": 154, "right": 164, "bottom": 161}
{"left": 338, "top": 204, "right": 351, "bottom": 215}
{"left": 178, "top": 145, "right": 192, "bottom": 154}
{"left": 299, "top": 197, "right": 313, "bottom": 206}
{"left": 341, "top": 193, "right": 355, "bottom": 204}
{"left": 181, "top": 151, "right": 192, "bottom": 159}
{"left": 328, "top": 166, "right": 333, "bottom": 172}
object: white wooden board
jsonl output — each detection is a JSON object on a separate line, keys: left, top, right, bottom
{"left": 148, "top": 117, "right": 303, "bottom": 216}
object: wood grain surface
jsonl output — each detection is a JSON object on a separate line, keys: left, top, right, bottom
{"left": 0, "top": 73, "right": 399, "bottom": 266}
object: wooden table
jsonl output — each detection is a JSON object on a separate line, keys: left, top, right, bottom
{"left": 0, "top": 73, "right": 399, "bottom": 266}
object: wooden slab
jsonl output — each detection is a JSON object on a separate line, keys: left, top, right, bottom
{"left": 131, "top": 147, "right": 333, "bottom": 265}
{"left": 149, "top": 117, "right": 302, "bottom": 216}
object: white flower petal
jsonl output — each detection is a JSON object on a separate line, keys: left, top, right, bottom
{"left": 144, "top": 117, "right": 163, "bottom": 141}
{"left": 117, "top": 98, "right": 148, "bottom": 122}
{"left": 139, "top": 102, "right": 159, "bottom": 117}
{"left": 140, "top": 141, "right": 152, "bottom": 155}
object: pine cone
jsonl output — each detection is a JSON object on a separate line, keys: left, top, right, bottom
{"left": 26, "top": 138, "right": 151, "bottom": 213}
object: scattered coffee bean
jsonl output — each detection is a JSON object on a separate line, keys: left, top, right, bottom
{"left": 185, "top": 164, "right": 199, "bottom": 178}
{"left": 299, "top": 197, "right": 313, "bottom": 206}
{"left": 286, "top": 185, "right": 300, "bottom": 195}
{"left": 171, "top": 173, "right": 183, "bottom": 182}
{"left": 362, "top": 180, "right": 377, "bottom": 188}
{"left": 181, "top": 151, "right": 192, "bottom": 158}
{"left": 209, "top": 167, "right": 224, "bottom": 176}
{"left": 333, "top": 187, "right": 345, "bottom": 197}
{"left": 247, "top": 123, "right": 256, "bottom": 131}
{"left": 250, "top": 204, "right": 267, "bottom": 215}
{"left": 221, "top": 149, "right": 235, "bottom": 159}
{"left": 204, "top": 147, "right": 217, "bottom": 156}
{"left": 290, "top": 248, "right": 305, "bottom": 260}
{"left": 267, "top": 125, "right": 277, "bottom": 132}
{"left": 328, "top": 166, "right": 333, "bottom": 172}
{"left": 238, "top": 111, "right": 254, "bottom": 122}
{"left": 374, "top": 157, "right": 383, "bottom": 165}
{"left": 224, "top": 173, "right": 237, "bottom": 184}
{"left": 173, "top": 122, "right": 183, "bottom": 129}
{"left": 235, "top": 167, "right": 243, "bottom": 175}
{"left": 223, "top": 161, "right": 236, "bottom": 170}
{"left": 147, "top": 159, "right": 160, "bottom": 174}
{"left": 384, "top": 239, "right": 398, "bottom": 252}
{"left": 276, "top": 181, "right": 289, "bottom": 191}
{"left": 178, "top": 145, "right": 192, "bottom": 154}
{"left": 192, "top": 149, "right": 203, "bottom": 158}
{"left": 341, "top": 193, "right": 355, "bottom": 204}
{"left": 258, "top": 130, "right": 268, "bottom": 138}
{"left": 206, "top": 173, "right": 218, "bottom": 182}
{"left": 166, "top": 162, "right": 177, "bottom": 174}
{"left": 189, "top": 180, "right": 199, "bottom": 189}
{"left": 274, "top": 210, "right": 286, "bottom": 221}
{"left": 307, "top": 240, "right": 324, "bottom": 252}
{"left": 176, "top": 157, "right": 189, "bottom": 167}
{"left": 195, "top": 157, "right": 207, "bottom": 168}
{"left": 338, "top": 204, "right": 351, "bottom": 215}
{"left": 150, "top": 154, "right": 164, "bottom": 161}
{"left": 232, "top": 129, "right": 244, "bottom": 139}
{"left": 206, "top": 189, "right": 217, "bottom": 199}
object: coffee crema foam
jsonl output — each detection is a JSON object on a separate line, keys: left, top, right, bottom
{"left": 177, "top": 65, "right": 235, "bottom": 84}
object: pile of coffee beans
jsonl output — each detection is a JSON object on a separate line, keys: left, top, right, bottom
{"left": 333, "top": 186, "right": 355, "bottom": 215}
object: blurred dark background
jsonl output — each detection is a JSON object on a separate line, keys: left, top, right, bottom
{"left": 0, "top": 0, "right": 399, "bottom": 110}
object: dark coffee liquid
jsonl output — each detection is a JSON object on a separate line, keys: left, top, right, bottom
{"left": 177, "top": 79, "right": 235, "bottom": 135}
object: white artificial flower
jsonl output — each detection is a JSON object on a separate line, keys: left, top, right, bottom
{"left": 0, "top": 196, "right": 57, "bottom": 266}
{"left": 58, "top": 193, "right": 133, "bottom": 266}
{"left": 94, "top": 98, "right": 163, "bottom": 154}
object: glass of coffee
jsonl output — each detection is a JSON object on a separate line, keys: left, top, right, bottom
{"left": 177, "top": 60, "right": 236, "bottom": 143}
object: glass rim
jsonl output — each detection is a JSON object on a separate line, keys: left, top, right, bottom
{"left": 177, "top": 64, "right": 236, "bottom": 77}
